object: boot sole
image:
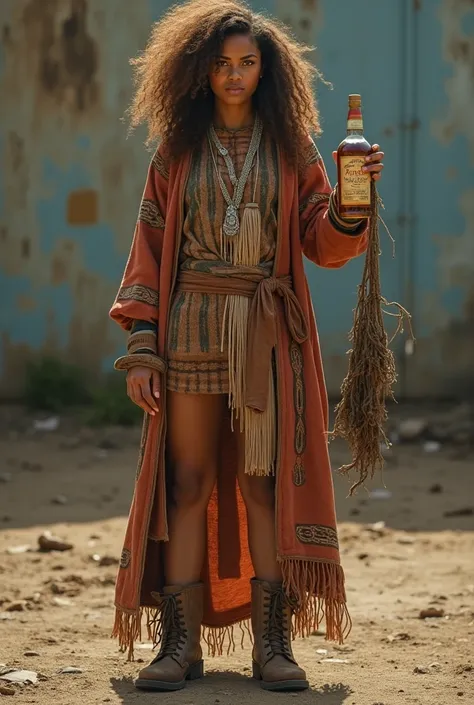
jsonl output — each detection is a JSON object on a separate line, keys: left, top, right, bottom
{"left": 134, "top": 659, "right": 204, "bottom": 691}
{"left": 259, "top": 679, "right": 309, "bottom": 692}
{"left": 253, "top": 662, "right": 309, "bottom": 691}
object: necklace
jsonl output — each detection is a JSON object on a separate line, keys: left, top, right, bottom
{"left": 208, "top": 116, "right": 263, "bottom": 238}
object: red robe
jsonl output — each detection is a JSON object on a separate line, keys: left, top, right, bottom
{"left": 109, "top": 138, "right": 368, "bottom": 658}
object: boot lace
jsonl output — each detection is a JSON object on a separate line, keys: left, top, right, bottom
{"left": 264, "top": 588, "right": 292, "bottom": 660}
{"left": 151, "top": 594, "right": 187, "bottom": 663}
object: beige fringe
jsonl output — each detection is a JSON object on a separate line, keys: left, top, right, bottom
{"left": 112, "top": 605, "right": 253, "bottom": 662}
{"left": 280, "top": 558, "right": 353, "bottom": 644}
{"left": 112, "top": 558, "right": 351, "bottom": 661}
{"left": 222, "top": 202, "right": 277, "bottom": 476}
{"left": 202, "top": 619, "right": 252, "bottom": 658}
{"left": 112, "top": 560, "right": 350, "bottom": 660}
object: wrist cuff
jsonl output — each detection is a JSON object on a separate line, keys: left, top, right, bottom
{"left": 127, "top": 330, "right": 158, "bottom": 355}
{"left": 114, "top": 353, "right": 167, "bottom": 374}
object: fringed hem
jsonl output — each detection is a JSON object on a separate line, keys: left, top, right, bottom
{"left": 111, "top": 604, "right": 168, "bottom": 661}
{"left": 280, "top": 557, "right": 352, "bottom": 644}
{"left": 202, "top": 619, "right": 252, "bottom": 658}
{"left": 111, "top": 605, "right": 253, "bottom": 662}
{"left": 111, "top": 606, "right": 145, "bottom": 661}
{"left": 112, "top": 559, "right": 351, "bottom": 661}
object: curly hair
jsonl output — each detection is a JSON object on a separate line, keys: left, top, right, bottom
{"left": 128, "top": 0, "right": 323, "bottom": 166}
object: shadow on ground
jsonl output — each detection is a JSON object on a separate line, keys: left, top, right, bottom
{"left": 110, "top": 673, "right": 353, "bottom": 704}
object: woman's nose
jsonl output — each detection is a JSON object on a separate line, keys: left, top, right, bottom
{"left": 228, "top": 67, "right": 242, "bottom": 81}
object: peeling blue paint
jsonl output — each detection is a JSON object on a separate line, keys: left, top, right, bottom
{"left": 37, "top": 158, "right": 127, "bottom": 282}
{"left": 0, "top": 275, "right": 73, "bottom": 349}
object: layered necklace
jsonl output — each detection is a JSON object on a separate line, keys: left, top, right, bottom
{"left": 208, "top": 115, "right": 263, "bottom": 238}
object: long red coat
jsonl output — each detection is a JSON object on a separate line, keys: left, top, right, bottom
{"left": 109, "top": 138, "right": 368, "bottom": 658}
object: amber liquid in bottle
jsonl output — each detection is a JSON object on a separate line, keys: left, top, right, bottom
{"left": 337, "top": 94, "right": 372, "bottom": 220}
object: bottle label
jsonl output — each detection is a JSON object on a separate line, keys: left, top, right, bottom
{"left": 339, "top": 156, "right": 371, "bottom": 206}
{"left": 347, "top": 118, "right": 364, "bottom": 130}
{"left": 347, "top": 107, "right": 364, "bottom": 132}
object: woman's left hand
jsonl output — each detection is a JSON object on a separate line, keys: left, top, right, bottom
{"left": 332, "top": 143, "right": 384, "bottom": 182}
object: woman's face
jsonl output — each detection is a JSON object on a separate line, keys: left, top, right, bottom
{"left": 208, "top": 33, "right": 262, "bottom": 107}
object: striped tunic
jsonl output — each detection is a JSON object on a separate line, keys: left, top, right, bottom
{"left": 166, "top": 126, "right": 279, "bottom": 394}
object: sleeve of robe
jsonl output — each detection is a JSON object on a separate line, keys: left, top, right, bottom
{"left": 109, "top": 146, "right": 169, "bottom": 335}
{"left": 299, "top": 136, "right": 369, "bottom": 268}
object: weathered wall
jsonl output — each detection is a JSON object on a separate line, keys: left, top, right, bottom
{"left": 0, "top": 0, "right": 473, "bottom": 398}
{"left": 0, "top": 0, "right": 153, "bottom": 396}
{"left": 405, "top": 0, "right": 474, "bottom": 398}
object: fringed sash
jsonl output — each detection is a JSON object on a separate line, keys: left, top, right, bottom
{"left": 176, "top": 270, "right": 309, "bottom": 475}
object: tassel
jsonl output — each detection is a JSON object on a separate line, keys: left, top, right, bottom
{"left": 224, "top": 202, "right": 277, "bottom": 476}
{"left": 235, "top": 203, "right": 261, "bottom": 265}
{"left": 243, "top": 368, "right": 276, "bottom": 476}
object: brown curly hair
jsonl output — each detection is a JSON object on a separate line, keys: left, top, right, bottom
{"left": 128, "top": 0, "right": 323, "bottom": 165}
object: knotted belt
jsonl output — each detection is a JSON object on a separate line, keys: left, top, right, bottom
{"left": 176, "top": 270, "right": 309, "bottom": 412}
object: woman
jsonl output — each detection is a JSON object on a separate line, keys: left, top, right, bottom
{"left": 110, "top": 0, "right": 384, "bottom": 693}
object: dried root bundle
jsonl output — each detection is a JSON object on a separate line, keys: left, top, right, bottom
{"left": 331, "top": 182, "right": 413, "bottom": 494}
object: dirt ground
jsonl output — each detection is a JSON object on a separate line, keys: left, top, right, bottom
{"left": 0, "top": 403, "right": 473, "bottom": 705}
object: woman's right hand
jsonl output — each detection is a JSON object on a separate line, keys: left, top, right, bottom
{"left": 126, "top": 366, "right": 161, "bottom": 416}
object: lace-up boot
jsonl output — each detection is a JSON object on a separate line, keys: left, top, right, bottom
{"left": 251, "top": 578, "right": 309, "bottom": 691}
{"left": 135, "top": 583, "right": 204, "bottom": 691}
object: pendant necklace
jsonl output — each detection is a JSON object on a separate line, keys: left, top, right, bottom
{"left": 208, "top": 116, "right": 263, "bottom": 238}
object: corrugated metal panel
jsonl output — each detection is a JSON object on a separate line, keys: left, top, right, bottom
{"left": 0, "top": 0, "right": 472, "bottom": 397}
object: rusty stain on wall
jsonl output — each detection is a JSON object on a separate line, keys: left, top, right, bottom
{"left": 67, "top": 189, "right": 98, "bottom": 225}
{"left": 22, "top": 0, "right": 99, "bottom": 113}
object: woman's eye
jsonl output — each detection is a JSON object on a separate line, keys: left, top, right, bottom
{"left": 243, "top": 60, "right": 255, "bottom": 66}
{"left": 216, "top": 60, "right": 227, "bottom": 67}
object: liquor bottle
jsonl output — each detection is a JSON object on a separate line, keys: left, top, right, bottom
{"left": 337, "top": 94, "right": 372, "bottom": 220}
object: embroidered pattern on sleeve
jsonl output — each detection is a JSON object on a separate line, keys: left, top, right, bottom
{"left": 299, "top": 192, "right": 330, "bottom": 214}
{"left": 117, "top": 284, "right": 159, "bottom": 308}
{"left": 152, "top": 150, "right": 170, "bottom": 180}
{"left": 303, "top": 140, "right": 322, "bottom": 167}
{"left": 139, "top": 199, "right": 165, "bottom": 229}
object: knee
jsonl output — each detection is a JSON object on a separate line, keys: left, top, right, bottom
{"left": 239, "top": 474, "right": 275, "bottom": 512}
{"left": 170, "top": 464, "right": 215, "bottom": 510}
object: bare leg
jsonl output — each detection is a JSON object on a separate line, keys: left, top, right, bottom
{"left": 236, "top": 430, "right": 282, "bottom": 583}
{"left": 165, "top": 392, "right": 226, "bottom": 586}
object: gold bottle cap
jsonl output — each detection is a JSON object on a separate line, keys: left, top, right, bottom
{"left": 348, "top": 94, "right": 362, "bottom": 107}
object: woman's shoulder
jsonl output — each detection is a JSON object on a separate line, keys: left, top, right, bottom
{"left": 150, "top": 141, "right": 171, "bottom": 181}
{"left": 301, "top": 133, "right": 322, "bottom": 169}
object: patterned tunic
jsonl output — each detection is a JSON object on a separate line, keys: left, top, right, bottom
{"left": 166, "top": 126, "right": 279, "bottom": 394}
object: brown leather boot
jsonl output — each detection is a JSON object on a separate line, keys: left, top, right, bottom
{"left": 251, "top": 578, "right": 309, "bottom": 691}
{"left": 135, "top": 583, "right": 204, "bottom": 691}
